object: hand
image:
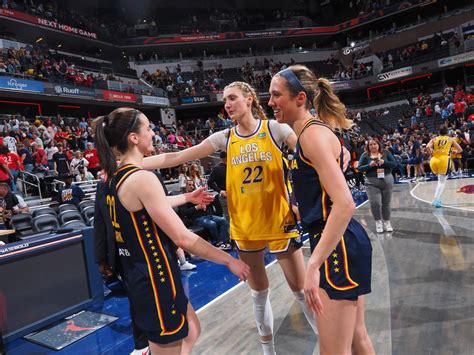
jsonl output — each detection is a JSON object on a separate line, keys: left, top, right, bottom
{"left": 196, "top": 204, "right": 206, "bottom": 210}
{"left": 369, "top": 160, "right": 378, "bottom": 167}
{"left": 98, "top": 261, "right": 114, "bottom": 278}
{"left": 227, "top": 258, "right": 250, "bottom": 282}
{"left": 304, "top": 266, "right": 324, "bottom": 316}
{"left": 188, "top": 187, "right": 215, "bottom": 205}
{"left": 220, "top": 190, "right": 227, "bottom": 198}
{"left": 377, "top": 159, "right": 385, "bottom": 166}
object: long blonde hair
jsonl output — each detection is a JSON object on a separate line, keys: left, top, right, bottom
{"left": 277, "top": 65, "right": 353, "bottom": 130}
{"left": 224, "top": 81, "right": 267, "bottom": 120}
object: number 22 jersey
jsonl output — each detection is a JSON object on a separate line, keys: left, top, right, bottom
{"left": 221, "top": 120, "right": 297, "bottom": 241}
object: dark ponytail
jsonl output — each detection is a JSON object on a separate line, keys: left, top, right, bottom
{"left": 93, "top": 108, "right": 142, "bottom": 180}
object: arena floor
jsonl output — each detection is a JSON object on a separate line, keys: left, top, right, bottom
{"left": 6, "top": 179, "right": 474, "bottom": 354}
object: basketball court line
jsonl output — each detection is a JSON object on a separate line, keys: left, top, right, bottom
{"left": 410, "top": 178, "right": 474, "bottom": 212}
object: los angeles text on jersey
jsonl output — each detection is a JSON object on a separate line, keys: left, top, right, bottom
{"left": 231, "top": 143, "right": 272, "bottom": 166}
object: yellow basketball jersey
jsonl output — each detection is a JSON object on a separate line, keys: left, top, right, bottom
{"left": 451, "top": 136, "right": 462, "bottom": 158}
{"left": 226, "top": 120, "right": 297, "bottom": 241}
{"left": 433, "top": 136, "right": 452, "bottom": 158}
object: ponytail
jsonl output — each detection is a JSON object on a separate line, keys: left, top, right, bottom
{"left": 92, "top": 108, "right": 142, "bottom": 181}
{"left": 278, "top": 65, "right": 353, "bottom": 130}
{"left": 93, "top": 115, "right": 117, "bottom": 181}
{"left": 314, "top": 78, "right": 353, "bottom": 130}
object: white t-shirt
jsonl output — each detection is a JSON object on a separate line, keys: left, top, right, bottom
{"left": 207, "top": 120, "right": 293, "bottom": 151}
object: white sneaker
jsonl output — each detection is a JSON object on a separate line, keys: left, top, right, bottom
{"left": 179, "top": 261, "right": 197, "bottom": 271}
{"left": 130, "top": 346, "right": 149, "bottom": 355}
{"left": 383, "top": 220, "right": 393, "bottom": 232}
{"left": 375, "top": 220, "right": 383, "bottom": 233}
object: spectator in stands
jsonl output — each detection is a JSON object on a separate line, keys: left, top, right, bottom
{"left": 57, "top": 174, "right": 85, "bottom": 206}
{"left": 76, "top": 165, "right": 94, "bottom": 182}
{"left": 0, "top": 146, "right": 22, "bottom": 192}
{"left": 70, "top": 150, "right": 89, "bottom": 176}
{"left": 17, "top": 142, "right": 34, "bottom": 173}
{"left": 190, "top": 163, "right": 205, "bottom": 187}
{"left": 0, "top": 182, "right": 29, "bottom": 228}
{"left": 208, "top": 151, "right": 227, "bottom": 198}
{"left": 358, "top": 138, "right": 397, "bottom": 233}
{"left": 53, "top": 143, "right": 70, "bottom": 178}
{"left": 84, "top": 142, "right": 100, "bottom": 177}
{"left": 178, "top": 164, "right": 191, "bottom": 192}
{"left": 30, "top": 142, "right": 48, "bottom": 172}
{"left": 45, "top": 141, "right": 58, "bottom": 170}
{"left": 178, "top": 180, "right": 231, "bottom": 250}
{"left": 208, "top": 151, "right": 228, "bottom": 219}
{"left": 4, "top": 132, "right": 17, "bottom": 153}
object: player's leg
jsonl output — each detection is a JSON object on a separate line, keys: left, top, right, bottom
{"left": 275, "top": 245, "right": 318, "bottom": 334}
{"left": 316, "top": 289, "right": 358, "bottom": 355}
{"left": 351, "top": 296, "right": 375, "bottom": 355}
{"left": 238, "top": 249, "right": 275, "bottom": 354}
{"left": 181, "top": 303, "right": 201, "bottom": 355}
{"left": 148, "top": 340, "right": 182, "bottom": 355}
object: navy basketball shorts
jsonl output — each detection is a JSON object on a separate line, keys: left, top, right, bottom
{"left": 308, "top": 218, "right": 372, "bottom": 300}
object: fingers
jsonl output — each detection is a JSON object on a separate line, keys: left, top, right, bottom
{"left": 304, "top": 287, "right": 323, "bottom": 316}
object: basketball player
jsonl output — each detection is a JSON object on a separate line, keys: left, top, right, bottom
{"left": 143, "top": 82, "right": 318, "bottom": 354}
{"left": 268, "top": 65, "right": 375, "bottom": 355}
{"left": 93, "top": 108, "right": 249, "bottom": 355}
{"left": 427, "top": 126, "right": 462, "bottom": 208}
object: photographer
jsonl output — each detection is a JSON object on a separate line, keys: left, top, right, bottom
{"left": 358, "top": 138, "right": 398, "bottom": 233}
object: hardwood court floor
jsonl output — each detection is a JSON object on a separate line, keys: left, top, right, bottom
{"left": 194, "top": 182, "right": 474, "bottom": 355}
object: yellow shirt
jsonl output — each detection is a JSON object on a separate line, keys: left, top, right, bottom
{"left": 226, "top": 120, "right": 297, "bottom": 241}
{"left": 450, "top": 136, "right": 462, "bottom": 158}
{"left": 432, "top": 136, "right": 452, "bottom": 158}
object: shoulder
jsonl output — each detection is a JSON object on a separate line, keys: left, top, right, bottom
{"left": 268, "top": 120, "right": 292, "bottom": 136}
{"left": 299, "top": 124, "right": 339, "bottom": 158}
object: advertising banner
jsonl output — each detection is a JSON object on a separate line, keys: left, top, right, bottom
{"left": 141, "top": 95, "right": 170, "bottom": 106}
{"left": 377, "top": 67, "right": 412, "bottom": 82}
{"left": 103, "top": 90, "right": 137, "bottom": 102}
{"left": 54, "top": 84, "right": 95, "bottom": 98}
{"left": 330, "top": 81, "right": 357, "bottom": 91}
{"left": 0, "top": 8, "right": 98, "bottom": 39}
{"left": 438, "top": 51, "right": 474, "bottom": 67}
{"left": 178, "top": 96, "right": 210, "bottom": 104}
{"left": 0, "top": 76, "right": 44, "bottom": 93}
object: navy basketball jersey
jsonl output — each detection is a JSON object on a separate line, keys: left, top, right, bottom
{"left": 108, "top": 164, "right": 188, "bottom": 341}
{"left": 291, "top": 120, "right": 372, "bottom": 300}
{"left": 291, "top": 119, "right": 342, "bottom": 229}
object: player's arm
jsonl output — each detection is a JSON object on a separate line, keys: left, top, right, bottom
{"left": 166, "top": 187, "right": 214, "bottom": 208}
{"left": 426, "top": 138, "right": 435, "bottom": 155}
{"left": 128, "top": 171, "right": 249, "bottom": 280}
{"left": 450, "top": 138, "right": 463, "bottom": 154}
{"left": 300, "top": 126, "right": 355, "bottom": 271}
{"left": 142, "top": 139, "right": 216, "bottom": 170}
{"left": 285, "top": 131, "right": 297, "bottom": 151}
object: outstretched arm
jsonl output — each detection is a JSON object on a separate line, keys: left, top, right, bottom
{"left": 142, "top": 139, "right": 215, "bottom": 170}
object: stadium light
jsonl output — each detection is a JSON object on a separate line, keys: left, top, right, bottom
{"left": 350, "top": 42, "right": 355, "bottom": 47}
{"left": 36, "top": 37, "right": 43, "bottom": 43}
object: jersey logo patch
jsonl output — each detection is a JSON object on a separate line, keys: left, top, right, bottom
{"left": 258, "top": 132, "right": 267, "bottom": 138}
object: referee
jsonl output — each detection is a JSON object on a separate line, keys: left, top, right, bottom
{"left": 207, "top": 151, "right": 228, "bottom": 218}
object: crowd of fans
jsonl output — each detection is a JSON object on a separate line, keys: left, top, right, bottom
{"left": 379, "top": 31, "right": 460, "bottom": 72}
{"left": 348, "top": 85, "right": 473, "bottom": 182}
{"left": 0, "top": 44, "right": 108, "bottom": 87}
{"left": 140, "top": 64, "right": 226, "bottom": 98}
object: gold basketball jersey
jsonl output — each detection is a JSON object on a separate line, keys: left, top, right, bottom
{"left": 451, "top": 136, "right": 462, "bottom": 158}
{"left": 433, "top": 136, "right": 452, "bottom": 158}
{"left": 226, "top": 120, "right": 297, "bottom": 241}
